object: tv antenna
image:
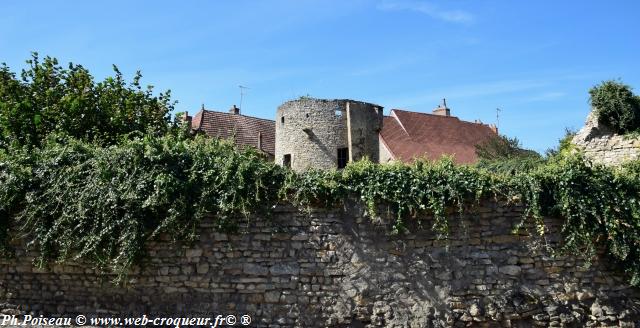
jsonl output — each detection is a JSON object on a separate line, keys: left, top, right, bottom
{"left": 496, "top": 107, "right": 501, "bottom": 130}
{"left": 239, "top": 85, "right": 250, "bottom": 110}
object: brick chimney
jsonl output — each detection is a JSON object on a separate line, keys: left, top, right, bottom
{"left": 432, "top": 98, "right": 450, "bottom": 116}
{"left": 229, "top": 105, "right": 240, "bottom": 115}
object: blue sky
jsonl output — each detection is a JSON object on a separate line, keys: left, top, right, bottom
{"left": 1, "top": 1, "right": 639, "bottom": 153}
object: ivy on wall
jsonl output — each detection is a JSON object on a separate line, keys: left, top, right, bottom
{"left": 0, "top": 134, "right": 285, "bottom": 280}
{"left": 1, "top": 133, "right": 640, "bottom": 285}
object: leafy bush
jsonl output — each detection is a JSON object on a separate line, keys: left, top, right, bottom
{"left": 476, "top": 156, "right": 545, "bottom": 175}
{"left": 528, "top": 155, "right": 640, "bottom": 285}
{"left": 589, "top": 80, "right": 640, "bottom": 134}
{"left": 0, "top": 148, "right": 33, "bottom": 256}
{"left": 544, "top": 128, "right": 577, "bottom": 158}
{"left": 0, "top": 53, "right": 174, "bottom": 149}
{"left": 475, "top": 135, "right": 544, "bottom": 174}
{"left": 3, "top": 134, "right": 285, "bottom": 279}
{"left": 341, "top": 158, "right": 495, "bottom": 235}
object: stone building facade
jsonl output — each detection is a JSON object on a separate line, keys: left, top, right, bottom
{"left": 275, "top": 98, "right": 383, "bottom": 171}
{"left": 1, "top": 201, "right": 638, "bottom": 327}
{"left": 572, "top": 111, "right": 640, "bottom": 166}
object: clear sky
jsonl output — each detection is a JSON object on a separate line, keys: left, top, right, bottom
{"left": 1, "top": 1, "right": 639, "bottom": 153}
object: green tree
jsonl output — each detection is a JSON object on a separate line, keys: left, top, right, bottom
{"left": 476, "top": 135, "right": 525, "bottom": 160}
{"left": 475, "top": 135, "right": 543, "bottom": 174}
{"left": 544, "top": 128, "right": 576, "bottom": 158}
{"left": 589, "top": 80, "right": 640, "bottom": 134}
{"left": 0, "top": 53, "right": 174, "bottom": 148}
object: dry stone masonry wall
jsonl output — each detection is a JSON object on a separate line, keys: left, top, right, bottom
{"left": 275, "top": 98, "right": 349, "bottom": 171}
{"left": 572, "top": 112, "right": 640, "bottom": 166}
{"left": 1, "top": 201, "right": 639, "bottom": 327}
{"left": 345, "top": 101, "right": 383, "bottom": 163}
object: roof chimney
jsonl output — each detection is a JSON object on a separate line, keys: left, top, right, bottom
{"left": 432, "top": 98, "right": 450, "bottom": 116}
{"left": 229, "top": 104, "right": 240, "bottom": 115}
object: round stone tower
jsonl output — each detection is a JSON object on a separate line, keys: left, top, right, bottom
{"left": 275, "top": 97, "right": 383, "bottom": 171}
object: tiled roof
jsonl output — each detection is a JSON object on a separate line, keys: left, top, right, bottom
{"left": 380, "top": 109, "right": 497, "bottom": 164}
{"left": 191, "top": 109, "right": 275, "bottom": 157}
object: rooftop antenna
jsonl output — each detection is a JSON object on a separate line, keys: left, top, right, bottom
{"left": 496, "top": 107, "right": 501, "bottom": 130}
{"left": 239, "top": 85, "right": 250, "bottom": 110}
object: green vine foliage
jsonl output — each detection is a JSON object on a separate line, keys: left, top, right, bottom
{"left": 1, "top": 135, "right": 640, "bottom": 285}
{"left": 0, "top": 148, "right": 33, "bottom": 256}
{"left": 340, "top": 158, "right": 496, "bottom": 235}
{"left": 2, "top": 134, "right": 285, "bottom": 280}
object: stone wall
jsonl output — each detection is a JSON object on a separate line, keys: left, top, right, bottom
{"left": 1, "top": 201, "right": 639, "bottom": 327}
{"left": 572, "top": 112, "right": 640, "bottom": 166}
{"left": 275, "top": 98, "right": 381, "bottom": 171}
{"left": 346, "top": 102, "right": 383, "bottom": 163}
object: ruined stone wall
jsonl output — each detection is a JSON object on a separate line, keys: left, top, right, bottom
{"left": 572, "top": 112, "right": 640, "bottom": 166}
{"left": 346, "top": 102, "right": 383, "bottom": 163}
{"left": 1, "top": 202, "right": 639, "bottom": 327}
{"left": 275, "top": 98, "right": 381, "bottom": 171}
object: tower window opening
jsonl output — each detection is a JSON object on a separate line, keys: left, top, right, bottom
{"left": 335, "top": 110, "right": 343, "bottom": 117}
{"left": 281, "top": 116, "right": 285, "bottom": 125}
{"left": 283, "top": 154, "right": 291, "bottom": 168}
{"left": 337, "top": 148, "right": 349, "bottom": 169}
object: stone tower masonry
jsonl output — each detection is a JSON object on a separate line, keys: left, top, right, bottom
{"left": 275, "top": 98, "right": 383, "bottom": 171}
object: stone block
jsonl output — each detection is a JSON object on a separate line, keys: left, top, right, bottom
{"left": 270, "top": 263, "right": 300, "bottom": 275}
{"left": 499, "top": 265, "right": 522, "bottom": 276}
{"left": 243, "top": 263, "right": 268, "bottom": 276}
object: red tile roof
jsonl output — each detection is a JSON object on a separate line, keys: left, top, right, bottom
{"left": 380, "top": 109, "right": 497, "bottom": 164}
{"left": 191, "top": 109, "right": 275, "bottom": 157}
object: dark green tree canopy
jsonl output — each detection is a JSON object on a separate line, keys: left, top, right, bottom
{"left": 0, "top": 53, "right": 174, "bottom": 149}
{"left": 474, "top": 135, "right": 543, "bottom": 174}
{"left": 589, "top": 80, "right": 640, "bottom": 134}
{"left": 475, "top": 135, "right": 534, "bottom": 161}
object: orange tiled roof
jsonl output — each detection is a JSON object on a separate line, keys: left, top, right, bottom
{"left": 380, "top": 109, "right": 497, "bottom": 164}
{"left": 192, "top": 109, "right": 275, "bottom": 157}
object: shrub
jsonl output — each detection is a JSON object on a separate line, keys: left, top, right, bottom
{"left": 0, "top": 147, "right": 32, "bottom": 256}
{"left": 0, "top": 53, "right": 174, "bottom": 149}
{"left": 589, "top": 80, "right": 640, "bottom": 134}
{"left": 475, "top": 135, "right": 544, "bottom": 174}
{"left": 3, "top": 134, "right": 285, "bottom": 279}
{"left": 529, "top": 154, "right": 640, "bottom": 285}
